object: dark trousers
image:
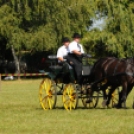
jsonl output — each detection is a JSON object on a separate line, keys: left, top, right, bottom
{"left": 56, "top": 62, "right": 70, "bottom": 83}
{"left": 67, "top": 54, "right": 82, "bottom": 84}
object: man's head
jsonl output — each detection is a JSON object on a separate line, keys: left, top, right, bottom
{"left": 62, "top": 37, "right": 70, "bottom": 47}
{"left": 72, "top": 33, "right": 81, "bottom": 43}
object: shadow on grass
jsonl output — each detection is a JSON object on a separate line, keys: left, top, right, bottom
{"left": 36, "top": 106, "right": 134, "bottom": 111}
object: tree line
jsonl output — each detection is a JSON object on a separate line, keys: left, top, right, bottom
{"left": 0, "top": 0, "right": 134, "bottom": 58}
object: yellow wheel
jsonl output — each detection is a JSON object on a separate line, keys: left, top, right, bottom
{"left": 62, "top": 84, "right": 78, "bottom": 111}
{"left": 81, "top": 86, "right": 99, "bottom": 108}
{"left": 103, "top": 87, "right": 122, "bottom": 108}
{"left": 39, "top": 78, "right": 57, "bottom": 110}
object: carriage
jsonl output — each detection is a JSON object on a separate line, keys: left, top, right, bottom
{"left": 38, "top": 55, "right": 121, "bottom": 111}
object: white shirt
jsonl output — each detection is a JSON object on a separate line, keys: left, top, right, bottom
{"left": 57, "top": 45, "right": 69, "bottom": 62}
{"left": 69, "top": 41, "right": 84, "bottom": 53}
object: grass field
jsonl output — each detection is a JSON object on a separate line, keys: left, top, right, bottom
{"left": 0, "top": 79, "right": 134, "bottom": 134}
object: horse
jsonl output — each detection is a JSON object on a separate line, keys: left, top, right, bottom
{"left": 87, "top": 57, "right": 134, "bottom": 108}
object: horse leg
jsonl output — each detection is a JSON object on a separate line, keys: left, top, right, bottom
{"left": 118, "top": 82, "right": 127, "bottom": 108}
{"left": 86, "top": 71, "right": 103, "bottom": 103}
{"left": 126, "top": 85, "right": 133, "bottom": 98}
{"left": 86, "top": 82, "right": 99, "bottom": 103}
{"left": 85, "top": 84, "right": 94, "bottom": 103}
{"left": 121, "top": 85, "right": 133, "bottom": 107}
{"left": 101, "top": 84, "right": 109, "bottom": 100}
{"left": 100, "top": 84, "right": 109, "bottom": 107}
{"left": 106, "top": 85, "right": 117, "bottom": 107}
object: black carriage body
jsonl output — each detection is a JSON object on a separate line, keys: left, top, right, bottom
{"left": 47, "top": 55, "right": 74, "bottom": 83}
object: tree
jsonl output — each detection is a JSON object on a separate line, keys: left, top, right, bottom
{"left": 0, "top": 0, "right": 94, "bottom": 53}
{"left": 1, "top": 0, "right": 133, "bottom": 58}
{"left": 83, "top": 0, "right": 134, "bottom": 58}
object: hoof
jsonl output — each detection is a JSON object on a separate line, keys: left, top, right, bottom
{"left": 113, "top": 102, "right": 126, "bottom": 109}
{"left": 113, "top": 103, "right": 122, "bottom": 109}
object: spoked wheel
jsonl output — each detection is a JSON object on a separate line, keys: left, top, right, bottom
{"left": 62, "top": 83, "right": 78, "bottom": 111}
{"left": 39, "top": 78, "right": 57, "bottom": 110}
{"left": 105, "top": 87, "right": 122, "bottom": 108}
{"left": 81, "top": 86, "right": 99, "bottom": 108}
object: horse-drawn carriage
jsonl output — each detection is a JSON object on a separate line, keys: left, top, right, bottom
{"left": 39, "top": 55, "right": 124, "bottom": 111}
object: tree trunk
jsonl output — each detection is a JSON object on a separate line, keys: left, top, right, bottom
{"left": 11, "top": 45, "right": 20, "bottom": 75}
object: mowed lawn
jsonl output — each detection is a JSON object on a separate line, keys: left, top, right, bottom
{"left": 0, "top": 79, "right": 134, "bottom": 134}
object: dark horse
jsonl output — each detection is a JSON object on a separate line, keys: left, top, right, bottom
{"left": 88, "top": 57, "right": 134, "bottom": 108}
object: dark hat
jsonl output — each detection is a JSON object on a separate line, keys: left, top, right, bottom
{"left": 72, "top": 33, "right": 81, "bottom": 38}
{"left": 62, "top": 37, "right": 70, "bottom": 43}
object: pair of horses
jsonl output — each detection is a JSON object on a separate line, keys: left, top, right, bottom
{"left": 88, "top": 57, "right": 134, "bottom": 108}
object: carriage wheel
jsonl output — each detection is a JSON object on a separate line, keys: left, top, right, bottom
{"left": 39, "top": 78, "right": 57, "bottom": 110}
{"left": 62, "top": 83, "right": 78, "bottom": 111}
{"left": 81, "top": 86, "right": 99, "bottom": 108}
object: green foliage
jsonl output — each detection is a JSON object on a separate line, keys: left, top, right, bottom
{"left": 83, "top": 0, "right": 134, "bottom": 58}
{"left": 0, "top": 0, "right": 94, "bottom": 53}
{"left": 0, "top": 0, "right": 134, "bottom": 58}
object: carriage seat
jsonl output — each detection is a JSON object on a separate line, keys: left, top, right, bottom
{"left": 48, "top": 55, "right": 72, "bottom": 70}
{"left": 48, "top": 55, "right": 57, "bottom": 60}
{"left": 48, "top": 55, "right": 59, "bottom": 69}
{"left": 82, "top": 65, "right": 93, "bottom": 76}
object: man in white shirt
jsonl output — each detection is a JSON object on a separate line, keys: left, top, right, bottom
{"left": 56, "top": 37, "right": 71, "bottom": 83}
{"left": 57, "top": 37, "right": 70, "bottom": 62}
{"left": 69, "top": 33, "right": 85, "bottom": 57}
{"left": 68, "top": 33, "right": 85, "bottom": 84}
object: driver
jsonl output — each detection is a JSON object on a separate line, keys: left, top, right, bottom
{"left": 68, "top": 33, "right": 85, "bottom": 84}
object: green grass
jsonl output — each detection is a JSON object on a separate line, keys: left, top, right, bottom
{"left": 0, "top": 79, "right": 134, "bottom": 134}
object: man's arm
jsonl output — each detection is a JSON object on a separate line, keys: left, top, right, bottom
{"left": 72, "top": 50, "right": 82, "bottom": 56}
{"left": 57, "top": 47, "right": 64, "bottom": 62}
{"left": 69, "top": 42, "right": 84, "bottom": 56}
{"left": 57, "top": 57, "right": 64, "bottom": 62}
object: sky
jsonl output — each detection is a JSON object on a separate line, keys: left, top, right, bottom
{"left": 90, "top": 17, "right": 105, "bottom": 30}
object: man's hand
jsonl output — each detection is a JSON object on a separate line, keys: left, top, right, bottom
{"left": 60, "top": 59, "right": 67, "bottom": 64}
{"left": 81, "top": 53, "right": 87, "bottom": 57}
